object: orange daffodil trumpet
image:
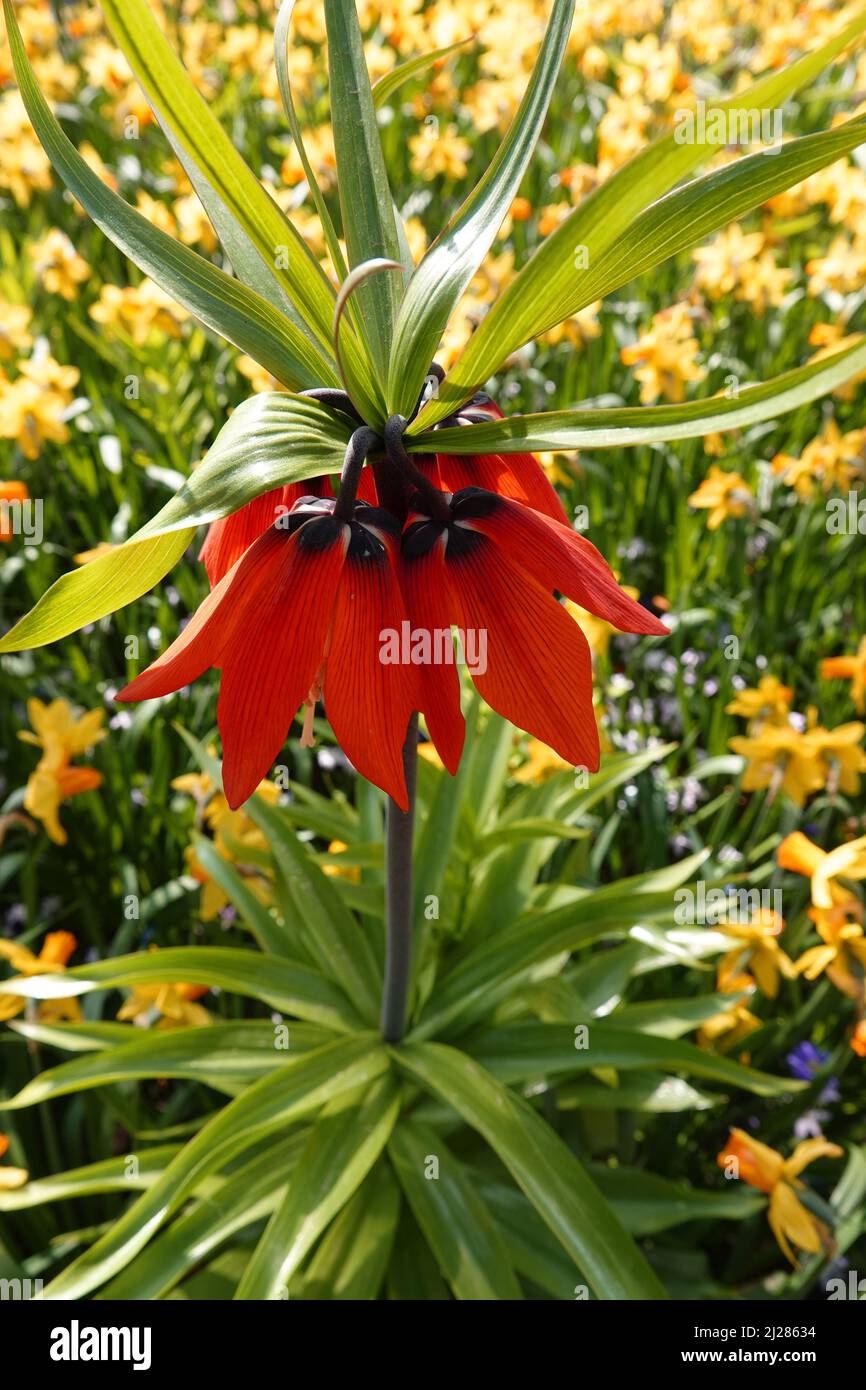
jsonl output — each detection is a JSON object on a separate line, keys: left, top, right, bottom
{"left": 718, "top": 1128, "right": 843, "bottom": 1265}
{"left": 118, "top": 391, "right": 667, "bottom": 810}
{"left": 778, "top": 830, "right": 866, "bottom": 1001}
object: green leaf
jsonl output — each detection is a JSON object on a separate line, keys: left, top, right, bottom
{"left": 387, "top": 0, "right": 575, "bottom": 416}
{"left": 133, "top": 392, "right": 353, "bottom": 539}
{"left": 474, "top": 1177, "right": 579, "bottom": 1298}
{"left": 557, "top": 1074, "right": 718, "bottom": 1112}
{"left": 586, "top": 1164, "right": 766, "bottom": 1236}
{"left": 412, "top": 337, "right": 866, "bottom": 454}
{"left": 247, "top": 794, "right": 381, "bottom": 1025}
{"left": 467, "top": 1021, "right": 804, "bottom": 1097}
{"left": 1, "top": 1022, "right": 337, "bottom": 1110}
{"left": 415, "top": 861, "right": 705, "bottom": 1040}
{"left": 555, "top": 116, "right": 866, "bottom": 318}
{"left": 389, "top": 1116, "right": 523, "bottom": 1299}
{"left": 274, "top": 0, "right": 349, "bottom": 288}
{"left": 411, "top": 7, "right": 866, "bottom": 429}
{"left": 97, "top": 0, "right": 336, "bottom": 351}
{"left": 1, "top": 947, "right": 362, "bottom": 1033}
{"left": 99, "top": 1133, "right": 310, "bottom": 1300}
{"left": 0, "top": 1147, "right": 181, "bottom": 1211}
{"left": 42, "top": 1035, "right": 388, "bottom": 1299}
{"left": 2, "top": 0, "right": 335, "bottom": 393}
{"left": 235, "top": 1078, "right": 400, "bottom": 1298}
{"left": 190, "top": 835, "right": 295, "bottom": 960}
{"left": 0, "top": 528, "right": 192, "bottom": 655}
{"left": 392, "top": 1041, "right": 666, "bottom": 1299}
{"left": 372, "top": 37, "right": 474, "bottom": 108}
{"left": 325, "top": 0, "right": 403, "bottom": 378}
{"left": 299, "top": 1162, "right": 400, "bottom": 1299}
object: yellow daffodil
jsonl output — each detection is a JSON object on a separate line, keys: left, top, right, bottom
{"left": 28, "top": 229, "right": 90, "bottom": 300}
{"left": 718, "top": 1128, "right": 843, "bottom": 1265}
{"left": 18, "top": 699, "right": 105, "bottom": 844}
{"left": 725, "top": 675, "right": 793, "bottom": 729}
{"left": 0, "top": 1134, "right": 28, "bottom": 1191}
{"left": 730, "top": 717, "right": 866, "bottom": 807}
{"left": 173, "top": 772, "right": 279, "bottom": 919}
{"left": 620, "top": 303, "right": 706, "bottom": 403}
{"left": 89, "top": 280, "right": 189, "bottom": 346}
{"left": 821, "top": 636, "right": 866, "bottom": 713}
{"left": 688, "top": 465, "right": 754, "bottom": 529}
{"left": 322, "top": 840, "right": 361, "bottom": 883}
{"left": 0, "top": 930, "right": 81, "bottom": 1023}
{"left": 778, "top": 830, "right": 866, "bottom": 999}
{"left": 692, "top": 224, "right": 765, "bottom": 300}
{"left": 717, "top": 909, "right": 795, "bottom": 999}
{"left": 779, "top": 829, "right": 866, "bottom": 910}
{"left": 698, "top": 973, "right": 761, "bottom": 1054}
{"left": 0, "top": 297, "right": 33, "bottom": 361}
{"left": 772, "top": 419, "right": 865, "bottom": 499}
{"left": 115, "top": 952, "right": 210, "bottom": 1030}
{"left": 512, "top": 738, "right": 573, "bottom": 783}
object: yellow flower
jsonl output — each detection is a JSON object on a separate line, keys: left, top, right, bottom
{"left": 511, "top": 738, "right": 574, "bottom": 783}
{"left": 18, "top": 699, "right": 105, "bottom": 844}
{"left": 174, "top": 773, "right": 279, "bottom": 920}
{"left": 717, "top": 909, "right": 794, "bottom": 999}
{"left": 0, "top": 356, "right": 80, "bottom": 460}
{"left": 621, "top": 304, "right": 706, "bottom": 404}
{"left": 28, "top": 229, "right": 90, "bottom": 300}
{"left": 0, "top": 298, "right": 33, "bottom": 362}
{"left": 116, "top": 952, "right": 211, "bottom": 1030}
{"left": 236, "top": 355, "right": 285, "bottom": 394}
{"left": 0, "top": 930, "right": 81, "bottom": 1023}
{"left": 409, "top": 123, "right": 471, "bottom": 180}
{"left": 564, "top": 590, "right": 641, "bottom": 662}
{"left": 322, "top": 840, "right": 361, "bottom": 883}
{"left": 772, "top": 419, "right": 865, "bottom": 500}
{"left": 728, "top": 724, "right": 824, "bottom": 807}
{"left": 692, "top": 223, "right": 765, "bottom": 300}
{"left": 0, "top": 91, "right": 52, "bottom": 206}
{"left": 0, "top": 1134, "right": 28, "bottom": 1191}
{"left": 806, "top": 234, "right": 866, "bottom": 297}
{"left": 688, "top": 465, "right": 753, "bottom": 529}
{"left": 718, "top": 1128, "right": 843, "bottom": 1265}
{"left": 778, "top": 830, "right": 866, "bottom": 911}
{"left": 19, "top": 698, "right": 106, "bottom": 768}
{"left": 821, "top": 636, "right": 866, "bottom": 713}
{"left": 725, "top": 675, "right": 793, "bottom": 729}
{"left": 778, "top": 830, "right": 866, "bottom": 1000}
{"left": 89, "top": 280, "right": 189, "bottom": 346}
{"left": 698, "top": 974, "right": 761, "bottom": 1053}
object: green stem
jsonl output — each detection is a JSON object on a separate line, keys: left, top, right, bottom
{"left": 380, "top": 713, "right": 418, "bottom": 1043}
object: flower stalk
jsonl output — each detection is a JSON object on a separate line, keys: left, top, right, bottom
{"left": 380, "top": 712, "right": 418, "bottom": 1042}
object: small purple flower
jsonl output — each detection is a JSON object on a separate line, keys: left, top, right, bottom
{"left": 787, "top": 1041, "right": 829, "bottom": 1082}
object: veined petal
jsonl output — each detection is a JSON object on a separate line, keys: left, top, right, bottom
{"left": 117, "top": 561, "right": 241, "bottom": 702}
{"left": 218, "top": 517, "right": 349, "bottom": 808}
{"left": 443, "top": 526, "right": 599, "bottom": 770}
{"left": 434, "top": 450, "right": 568, "bottom": 522}
{"left": 468, "top": 492, "right": 667, "bottom": 637}
{"left": 324, "top": 530, "right": 419, "bottom": 810}
{"left": 400, "top": 526, "right": 465, "bottom": 774}
{"left": 199, "top": 480, "right": 331, "bottom": 586}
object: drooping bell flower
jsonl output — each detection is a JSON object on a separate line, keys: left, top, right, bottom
{"left": 118, "top": 497, "right": 419, "bottom": 810}
{"left": 400, "top": 485, "right": 667, "bottom": 775}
